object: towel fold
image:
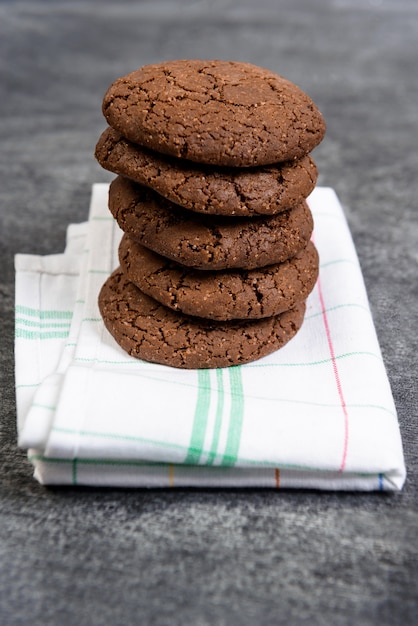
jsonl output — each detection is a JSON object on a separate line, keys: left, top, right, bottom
{"left": 15, "top": 184, "right": 406, "bottom": 490}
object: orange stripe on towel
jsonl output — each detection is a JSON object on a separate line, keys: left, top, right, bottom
{"left": 275, "top": 468, "right": 280, "bottom": 488}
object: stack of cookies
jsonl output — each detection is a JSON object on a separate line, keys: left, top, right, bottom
{"left": 95, "top": 60, "right": 325, "bottom": 369}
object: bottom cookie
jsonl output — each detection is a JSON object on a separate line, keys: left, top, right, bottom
{"left": 98, "top": 268, "right": 306, "bottom": 369}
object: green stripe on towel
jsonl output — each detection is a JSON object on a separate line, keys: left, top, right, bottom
{"left": 206, "top": 368, "right": 225, "bottom": 466}
{"left": 15, "top": 328, "right": 70, "bottom": 340}
{"left": 222, "top": 366, "right": 244, "bottom": 466}
{"left": 184, "top": 369, "right": 211, "bottom": 464}
{"left": 15, "top": 305, "right": 73, "bottom": 320}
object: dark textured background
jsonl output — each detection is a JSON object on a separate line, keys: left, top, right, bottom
{"left": 1, "top": 1, "right": 417, "bottom": 624}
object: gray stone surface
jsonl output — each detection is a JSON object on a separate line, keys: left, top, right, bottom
{"left": 1, "top": 1, "right": 417, "bottom": 624}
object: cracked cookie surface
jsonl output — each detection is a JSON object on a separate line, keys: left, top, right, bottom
{"left": 119, "top": 235, "right": 318, "bottom": 321}
{"left": 109, "top": 176, "right": 314, "bottom": 270}
{"left": 98, "top": 268, "right": 306, "bottom": 369}
{"left": 102, "top": 59, "right": 326, "bottom": 167}
{"left": 95, "top": 127, "right": 318, "bottom": 216}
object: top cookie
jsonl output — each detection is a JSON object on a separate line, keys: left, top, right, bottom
{"left": 102, "top": 59, "right": 326, "bottom": 167}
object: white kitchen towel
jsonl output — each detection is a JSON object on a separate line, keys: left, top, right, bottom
{"left": 15, "top": 184, "right": 406, "bottom": 490}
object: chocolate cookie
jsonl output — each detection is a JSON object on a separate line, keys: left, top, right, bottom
{"left": 119, "top": 235, "right": 318, "bottom": 321}
{"left": 102, "top": 59, "right": 326, "bottom": 167}
{"left": 95, "top": 127, "right": 318, "bottom": 217}
{"left": 98, "top": 268, "right": 306, "bottom": 369}
{"left": 109, "top": 177, "right": 314, "bottom": 270}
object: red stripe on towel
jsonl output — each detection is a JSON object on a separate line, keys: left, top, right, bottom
{"left": 317, "top": 274, "right": 349, "bottom": 471}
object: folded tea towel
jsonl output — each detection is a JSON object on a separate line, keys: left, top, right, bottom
{"left": 15, "top": 184, "right": 406, "bottom": 490}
